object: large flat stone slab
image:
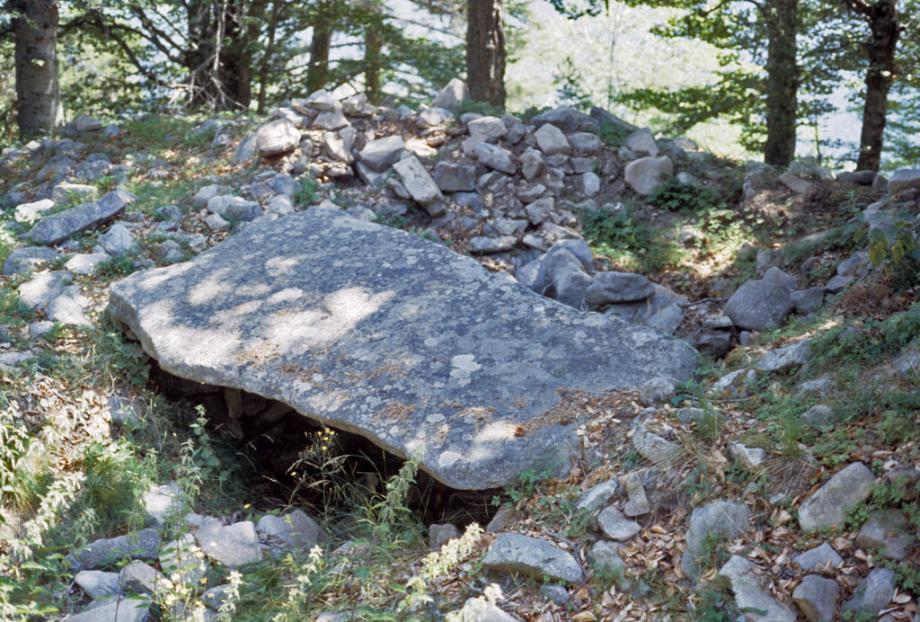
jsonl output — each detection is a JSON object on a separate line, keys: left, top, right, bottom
{"left": 108, "top": 208, "right": 697, "bottom": 490}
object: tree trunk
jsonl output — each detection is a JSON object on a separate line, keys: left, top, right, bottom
{"left": 856, "top": 0, "right": 899, "bottom": 171}
{"left": 763, "top": 0, "right": 798, "bottom": 166}
{"left": 12, "top": 0, "right": 62, "bottom": 138}
{"left": 257, "top": 2, "right": 284, "bottom": 114}
{"left": 466, "top": 0, "right": 506, "bottom": 108}
{"left": 364, "top": 3, "right": 384, "bottom": 104}
{"left": 306, "top": 3, "right": 333, "bottom": 94}
{"left": 186, "top": 0, "right": 218, "bottom": 108}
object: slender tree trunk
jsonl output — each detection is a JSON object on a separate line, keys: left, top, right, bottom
{"left": 187, "top": 0, "right": 218, "bottom": 108}
{"left": 466, "top": 0, "right": 506, "bottom": 108}
{"left": 12, "top": 0, "right": 62, "bottom": 138}
{"left": 763, "top": 0, "right": 799, "bottom": 166}
{"left": 257, "top": 1, "right": 284, "bottom": 113}
{"left": 306, "top": 3, "right": 333, "bottom": 94}
{"left": 364, "top": 2, "right": 384, "bottom": 104}
{"left": 855, "top": 0, "right": 899, "bottom": 171}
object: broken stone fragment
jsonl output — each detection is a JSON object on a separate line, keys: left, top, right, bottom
{"left": 483, "top": 533, "right": 583, "bottom": 583}
{"left": 798, "top": 462, "right": 875, "bottom": 532}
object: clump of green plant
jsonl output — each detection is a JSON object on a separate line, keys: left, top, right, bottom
{"left": 293, "top": 178, "right": 319, "bottom": 206}
{"left": 599, "top": 120, "right": 629, "bottom": 147}
{"left": 89, "top": 323, "right": 151, "bottom": 387}
{"left": 72, "top": 440, "right": 152, "bottom": 535}
{"left": 694, "top": 578, "right": 740, "bottom": 622}
{"left": 867, "top": 223, "right": 920, "bottom": 289}
{"left": 95, "top": 255, "right": 136, "bottom": 279}
{"left": 649, "top": 178, "right": 725, "bottom": 213}
{"left": 579, "top": 206, "right": 684, "bottom": 273}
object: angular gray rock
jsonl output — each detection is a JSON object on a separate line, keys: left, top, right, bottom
{"left": 65, "top": 252, "right": 110, "bottom": 276}
{"left": 483, "top": 533, "right": 583, "bottom": 583}
{"left": 63, "top": 597, "right": 151, "bottom": 622}
{"left": 358, "top": 136, "right": 405, "bottom": 172}
{"left": 256, "top": 509, "right": 327, "bottom": 554}
{"left": 682, "top": 500, "right": 751, "bottom": 580}
{"left": 718, "top": 556, "right": 796, "bottom": 622}
{"left": 195, "top": 520, "right": 263, "bottom": 568}
{"left": 446, "top": 596, "right": 521, "bottom": 622}
{"left": 588, "top": 540, "right": 624, "bottom": 574}
{"left": 624, "top": 156, "right": 673, "bottom": 195}
{"left": 98, "top": 223, "right": 138, "bottom": 256}
{"left": 428, "top": 523, "right": 461, "bottom": 549}
{"left": 792, "top": 574, "right": 839, "bottom": 622}
{"left": 802, "top": 404, "right": 836, "bottom": 428}
{"left": 575, "top": 478, "right": 619, "bottom": 513}
{"left": 256, "top": 119, "right": 301, "bottom": 157}
{"left": 432, "top": 79, "right": 468, "bottom": 113}
{"left": 28, "top": 190, "right": 135, "bottom": 245}
{"left": 799, "top": 462, "right": 875, "bottom": 531}
{"left": 534, "top": 123, "right": 571, "bottom": 156}
{"left": 468, "top": 116, "right": 508, "bottom": 144}
{"left": 584, "top": 272, "right": 654, "bottom": 306}
{"left": 19, "top": 271, "right": 72, "bottom": 311}
{"left": 625, "top": 128, "right": 658, "bottom": 156}
{"left": 756, "top": 339, "right": 812, "bottom": 372}
{"left": 119, "top": 560, "right": 169, "bottom": 595}
{"left": 108, "top": 208, "right": 697, "bottom": 490}
{"left": 74, "top": 570, "right": 121, "bottom": 599}
{"left": 791, "top": 287, "right": 825, "bottom": 315}
{"left": 392, "top": 156, "right": 446, "bottom": 216}
{"left": 474, "top": 143, "right": 516, "bottom": 175}
{"left": 724, "top": 279, "right": 795, "bottom": 331}
{"left": 3, "top": 246, "right": 57, "bottom": 276}
{"left": 66, "top": 529, "right": 161, "bottom": 571}
{"left": 842, "top": 568, "right": 895, "bottom": 616}
{"left": 855, "top": 510, "right": 913, "bottom": 560}
{"left": 207, "top": 195, "right": 261, "bottom": 222}
{"left": 433, "top": 161, "right": 476, "bottom": 192}
{"left": 793, "top": 543, "right": 843, "bottom": 571}
{"left": 15, "top": 198, "right": 55, "bottom": 224}
{"left": 888, "top": 168, "right": 920, "bottom": 194}
{"left": 142, "top": 482, "right": 181, "bottom": 526}
{"left": 597, "top": 506, "right": 641, "bottom": 541}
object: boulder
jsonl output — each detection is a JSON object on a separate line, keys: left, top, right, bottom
{"left": 98, "top": 223, "right": 138, "bottom": 256}
{"left": 108, "top": 208, "right": 697, "bottom": 490}
{"left": 533, "top": 106, "right": 599, "bottom": 133}
{"left": 584, "top": 272, "right": 654, "bottom": 306}
{"left": 682, "top": 500, "right": 750, "bottom": 580}
{"left": 74, "top": 570, "right": 121, "bottom": 599}
{"left": 66, "top": 529, "right": 161, "bottom": 571}
{"left": 358, "top": 136, "right": 405, "bottom": 172}
{"left": 575, "top": 479, "right": 619, "bottom": 513}
{"left": 724, "top": 279, "right": 794, "bottom": 331}
{"left": 597, "top": 506, "right": 641, "bottom": 541}
{"left": 468, "top": 116, "right": 508, "bottom": 144}
{"left": 836, "top": 170, "right": 876, "bottom": 186}
{"left": 534, "top": 124, "right": 571, "bottom": 156}
{"left": 256, "top": 119, "right": 301, "bottom": 157}
{"left": 3, "top": 246, "right": 58, "bottom": 276}
{"left": 624, "top": 156, "right": 673, "bottom": 195}
{"left": 842, "top": 568, "right": 895, "bottom": 616}
{"left": 62, "top": 597, "right": 151, "bottom": 622}
{"left": 433, "top": 162, "right": 476, "bottom": 192}
{"left": 53, "top": 182, "right": 98, "bottom": 204}
{"left": 432, "top": 79, "right": 468, "bottom": 113}
{"left": 207, "top": 195, "right": 261, "bottom": 222}
{"left": 799, "top": 462, "right": 875, "bottom": 531}
{"left": 719, "top": 556, "right": 796, "bottom": 622}
{"left": 888, "top": 168, "right": 920, "bottom": 194}
{"left": 854, "top": 510, "right": 913, "bottom": 560}
{"left": 28, "top": 190, "right": 134, "bottom": 245}
{"left": 625, "top": 128, "right": 658, "bottom": 156}
{"left": 392, "top": 156, "right": 446, "bottom": 216}
{"left": 474, "top": 143, "right": 516, "bottom": 175}
{"left": 195, "top": 520, "right": 263, "bottom": 568}
{"left": 793, "top": 543, "right": 843, "bottom": 571}
{"left": 483, "top": 533, "right": 583, "bottom": 583}
{"left": 520, "top": 148, "right": 544, "bottom": 181}
{"left": 256, "top": 509, "right": 327, "bottom": 554}
{"left": 755, "top": 339, "right": 812, "bottom": 372}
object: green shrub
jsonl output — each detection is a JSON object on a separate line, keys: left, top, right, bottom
{"left": 579, "top": 206, "right": 684, "bottom": 273}
{"left": 75, "top": 440, "right": 152, "bottom": 534}
{"left": 649, "top": 178, "right": 725, "bottom": 213}
{"left": 294, "top": 178, "right": 319, "bottom": 206}
{"left": 95, "top": 255, "right": 136, "bottom": 279}
{"left": 867, "top": 223, "right": 920, "bottom": 289}
{"left": 598, "top": 120, "right": 629, "bottom": 147}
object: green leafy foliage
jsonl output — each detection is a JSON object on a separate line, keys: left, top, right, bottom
{"left": 580, "top": 206, "right": 684, "bottom": 272}
{"left": 649, "top": 178, "right": 725, "bottom": 213}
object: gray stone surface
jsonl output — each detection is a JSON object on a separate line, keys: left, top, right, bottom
{"left": 597, "top": 506, "right": 641, "bottom": 541}
{"left": 119, "top": 560, "right": 169, "bottom": 595}
{"left": 358, "top": 136, "right": 405, "bottom": 172}
{"left": 624, "top": 156, "right": 673, "bottom": 195}
{"left": 534, "top": 123, "right": 571, "bottom": 156}
{"left": 791, "top": 287, "right": 825, "bottom": 315}
{"left": 74, "top": 570, "right": 122, "bottom": 599}
{"left": 63, "top": 597, "right": 151, "bottom": 622}
{"left": 792, "top": 574, "right": 838, "bottom": 622}
{"left": 719, "top": 556, "right": 796, "bottom": 622}
{"left": 888, "top": 168, "right": 920, "bottom": 194}
{"left": 756, "top": 339, "right": 812, "bottom": 372}
{"left": 588, "top": 540, "right": 624, "bottom": 574}
{"left": 446, "top": 596, "right": 521, "bottom": 622}
{"left": 793, "top": 543, "right": 843, "bottom": 571}
{"left": 98, "top": 223, "right": 138, "bottom": 256}
{"left": 584, "top": 272, "right": 654, "bottom": 306}
{"left": 725, "top": 279, "right": 794, "bottom": 331}
{"left": 433, "top": 161, "right": 476, "bottom": 192}
{"left": 474, "top": 143, "right": 516, "bottom": 175}
{"left": 483, "top": 533, "right": 583, "bottom": 583}
{"left": 842, "top": 568, "right": 895, "bottom": 616}
{"left": 28, "top": 190, "right": 134, "bottom": 245}
{"left": 256, "top": 509, "right": 327, "bottom": 554}
{"left": 799, "top": 462, "right": 875, "bottom": 531}
{"left": 66, "top": 529, "right": 161, "bottom": 571}
{"left": 855, "top": 510, "right": 913, "bottom": 560}
{"left": 392, "top": 156, "right": 445, "bottom": 216}
{"left": 142, "top": 482, "right": 181, "bottom": 526}
{"left": 3, "top": 246, "right": 58, "bottom": 275}
{"left": 256, "top": 119, "right": 301, "bottom": 157}
{"left": 432, "top": 79, "right": 468, "bottom": 113}
{"left": 195, "top": 520, "right": 263, "bottom": 568}
{"left": 682, "top": 500, "right": 751, "bottom": 580}
{"left": 428, "top": 523, "right": 461, "bottom": 549}
{"left": 66, "top": 252, "right": 109, "bottom": 276}
{"left": 109, "top": 208, "right": 697, "bottom": 490}
{"left": 575, "top": 479, "right": 619, "bottom": 513}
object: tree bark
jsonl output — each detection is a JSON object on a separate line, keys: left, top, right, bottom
{"left": 466, "top": 0, "right": 506, "bottom": 108}
{"left": 763, "top": 0, "right": 799, "bottom": 166}
{"left": 855, "top": 0, "right": 899, "bottom": 171}
{"left": 364, "top": 2, "right": 384, "bottom": 104}
{"left": 306, "top": 3, "right": 333, "bottom": 94}
{"left": 12, "top": 0, "right": 62, "bottom": 138}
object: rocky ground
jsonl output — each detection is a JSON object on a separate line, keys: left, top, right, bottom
{"left": 0, "top": 79, "right": 918, "bottom": 621}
